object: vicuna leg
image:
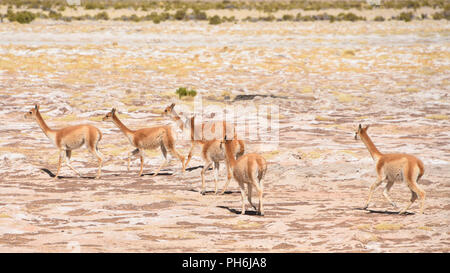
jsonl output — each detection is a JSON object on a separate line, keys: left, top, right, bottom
{"left": 138, "top": 148, "right": 145, "bottom": 177}
{"left": 364, "top": 176, "right": 385, "bottom": 209}
{"left": 90, "top": 145, "right": 103, "bottom": 179}
{"left": 399, "top": 182, "right": 425, "bottom": 215}
{"left": 220, "top": 161, "right": 232, "bottom": 195}
{"left": 247, "top": 183, "right": 257, "bottom": 211}
{"left": 238, "top": 182, "right": 246, "bottom": 215}
{"left": 163, "top": 134, "right": 185, "bottom": 173}
{"left": 258, "top": 178, "right": 264, "bottom": 216}
{"left": 382, "top": 180, "right": 397, "bottom": 208}
{"left": 184, "top": 142, "right": 196, "bottom": 170}
{"left": 168, "top": 147, "right": 185, "bottom": 174}
{"left": 127, "top": 148, "right": 140, "bottom": 172}
{"left": 54, "top": 149, "right": 64, "bottom": 179}
{"left": 252, "top": 178, "right": 264, "bottom": 216}
{"left": 213, "top": 162, "right": 220, "bottom": 194}
{"left": 153, "top": 144, "right": 168, "bottom": 177}
{"left": 64, "top": 150, "right": 81, "bottom": 177}
{"left": 201, "top": 161, "right": 212, "bottom": 195}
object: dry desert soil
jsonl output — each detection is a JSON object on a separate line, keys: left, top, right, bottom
{"left": 0, "top": 19, "right": 449, "bottom": 252}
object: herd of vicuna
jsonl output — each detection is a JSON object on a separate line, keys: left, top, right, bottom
{"left": 24, "top": 104, "right": 426, "bottom": 215}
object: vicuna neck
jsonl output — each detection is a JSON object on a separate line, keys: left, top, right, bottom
{"left": 360, "top": 132, "right": 383, "bottom": 161}
{"left": 35, "top": 110, "right": 54, "bottom": 137}
{"left": 224, "top": 141, "right": 237, "bottom": 168}
{"left": 170, "top": 109, "right": 185, "bottom": 131}
{"left": 112, "top": 114, "right": 134, "bottom": 136}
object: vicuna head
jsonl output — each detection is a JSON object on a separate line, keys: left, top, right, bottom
{"left": 24, "top": 104, "right": 40, "bottom": 119}
{"left": 102, "top": 108, "right": 116, "bottom": 121}
{"left": 219, "top": 133, "right": 234, "bottom": 151}
{"left": 354, "top": 124, "right": 370, "bottom": 140}
{"left": 162, "top": 103, "right": 175, "bottom": 117}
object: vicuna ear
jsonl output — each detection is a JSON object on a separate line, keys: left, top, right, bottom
{"left": 111, "top": 108, "right": 116, "bottom": 114}
{"left": 364, "top": 125, "right": 370, "bottom": 131}
{"left": 170, "top": 103, "right": 175, "bottom": 108}
{"left": 358, "top": 124, "right": 362, "bottom": 130}
{"left": 35, "top": 104, "right": 39, "bottom": 110}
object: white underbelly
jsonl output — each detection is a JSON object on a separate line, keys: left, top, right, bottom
{"left": 63, "top": 138, "right": 86, "bottom": 150}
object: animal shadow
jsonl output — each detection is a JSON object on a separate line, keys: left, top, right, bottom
{"left": 354, "top": 207, "right": 414, "bottom": 216}
{"left": 40, "top": 168, "right": 96, "bottom": 179}
{"left": 141, "top": 171, "right": 172, "bottom": 176}
{"left": 188, "top": 189, "right": 239, "bottom": 195}
{"left": 217, "top": 205, "right": 262, "bottom": 216}
{"left": 184, "top": 165, "right": 205, "bottom": 172}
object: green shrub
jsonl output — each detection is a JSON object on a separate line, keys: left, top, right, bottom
{"left": 282, "top": 14, "right": 294, "bottom": 21}
{"left": 129, "top": 14, "right": 140, "bottom": 22}
{"left": 299, "top": 15, "right": 315, "bottom": 21}
{"left": 176, "top": 87, "right": 197, "bottom": 99}
{"left": 259, "top": 14, "right": 276, "bottom": 21}
{"left": 94, "top": 11, "right": 109, "bottom": 20}
{"left": 8, "top": 10, "right": 36, "bottom": 24}
{"left": 192, "top": 9, "right": 207, "bottom": 20}
{"left": 222, "top": 16, "right": 236, "bottom": 22}
{"left": 209, "top": 15, "right": 222, "bottom": 25}
{"left": 397, "top": 11, "right": 414, "bottom": 22}
{"left": 337, "top": 12, "right": 365, "bottom": 21}
{"left": 48, "top": 10, "right": 62, "bottom": 20}
{"left": 174, "top": 9, "right": 186, "bottom": 20}
{"left": 432, "top": 8, "right": 450, "bottom": 20}
{"left": 374, "top": 15, "right": 385, "bottom": 21}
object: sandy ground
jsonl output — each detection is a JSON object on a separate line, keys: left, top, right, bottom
{"left": 0, "top": 20, "right": 449, "bottom": 252}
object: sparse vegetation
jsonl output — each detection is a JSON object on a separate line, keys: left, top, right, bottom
{"left": 176, "top": 87, "right": 197, "bottom": 99}
{"left": 431, "top": 6, "right": 450, "bottom": 20}
{"left": 0, "top": 1, "right": 447, "bottom": 24}
{"left": 396, "top": 11, "right": 414, "bottom": 22}
{"left": 94, "top": 11, "right": 109, "bottom": 21}
{"left": 7, "top": 9, "right": 36, "bottom": 24}
{"left": 282, "top": 14, "right": 294, "bottom": 21}
{"left": 0, "top": 0, "right": 448, "bottom": 13}
{"left": 209, "top": 15, "right": 222, "bottom": 25}
{"left": 174, "top": 9, "right": 186, "bottom": 21}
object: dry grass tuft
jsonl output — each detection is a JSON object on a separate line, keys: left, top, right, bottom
{"left": 374, "top": 223, "right": 403, "bottom": 231}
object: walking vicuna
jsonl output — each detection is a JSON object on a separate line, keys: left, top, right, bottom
{"left": 200, "top": 139, "right": 245, "bottom": 195}
{"left": 103, "top": 108, "right": 185, "bottom": 177}
{"left": 163, "top": 103, "right": 244, "bottom": 171}
{"left": 221, "top": 136, "right": 267, "bottom": 216}
{"left": 355, "top": 124, "right": 426, "bottom": 214}
{"left": 24, "top": 104, "right": 103, "bottom": 179}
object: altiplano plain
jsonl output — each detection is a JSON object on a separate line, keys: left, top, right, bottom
{"left": 0, "top": 18, "right": 449, "bottom": 252}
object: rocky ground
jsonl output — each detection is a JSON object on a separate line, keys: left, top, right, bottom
{"left": 0, "top": 19, "right": 449, "bottom": 252}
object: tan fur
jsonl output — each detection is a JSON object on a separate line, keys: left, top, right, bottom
{"left": 24, "top": 104, "right": 103, "bottom": 179}
{"left": 200, "top": 139, "right": 244, "bottom": 195}
{"left": 163, "top": 103, "right": 244, "bottom": 171}
{"left": 221, "top": 139, "right": 267, "bottom": 216}
{"left": 103, "top": 108, "right": 185, "bottom": 177}
{"left": 355, "top": 124, "right": 426, "bottom": 214}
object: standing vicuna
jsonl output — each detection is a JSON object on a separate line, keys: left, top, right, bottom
{"left": 162, "top": 103, "right": 244, "bottom": 171}
{"left": 24, "top": 104, "right": 103, "bottom": 179}
{"left": 200, "top": 139, "right": 245, "bottom": 195}
{"left": 220, "top": 136, "right": 267, "bottom": 216}
{"left": 355, "top": 124, "right": 426, "bottom": 214}
{"left": 102, "top": 108, "right": 185, "bottom": 177}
